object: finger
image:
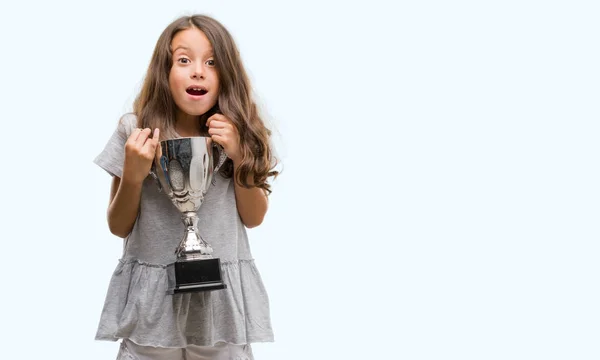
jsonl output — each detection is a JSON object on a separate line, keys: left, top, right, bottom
{"left": 211, "top": 134, "right": 226, "bottom": 147}
{"left": 208, "top": 127, "right": 226, "bottom": 136}
{"left": 207, "top": 114, "right": 228, "bottom": 127}
{"left": 136, "top": 128, "right": 152, "bottom": 147}
{"left": 209, "top": 121, "right": 228, "bottom": 130}
{"left": 206, "top": 115, "right": 215, "bottom": 128}
{"left": 128, "top": 128, "right": 142, "bottom": 143}
{"left": 155, "top": 143, "right": 163, "bottom": 160}
{"left": 143, "top": 128, "right": 160, "bottom": 151}
{"left": 154, "top": 131, "right": 163, "bottom": 159}
{"left": 148, "top": 128, "right": 160, "bottom": 149}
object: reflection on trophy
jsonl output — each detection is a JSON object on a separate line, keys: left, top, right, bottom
{"left": 150, "top": 137, "right": 229, "bottom": 294}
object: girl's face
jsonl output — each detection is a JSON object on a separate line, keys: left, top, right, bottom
{"left": 169, "top": 28, "right": 220, "bottom": 120}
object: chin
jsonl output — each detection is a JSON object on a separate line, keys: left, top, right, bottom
{"left": 189, "top": 109, "right": 208, "bottom": 116}
{"left": 181, "top": 105, "right": 212, "bottom": 116}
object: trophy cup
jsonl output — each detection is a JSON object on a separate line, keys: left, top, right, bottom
{"left": 150, "top": 136, "right": 229, "bottom": 294}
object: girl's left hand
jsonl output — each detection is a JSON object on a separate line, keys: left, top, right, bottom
{"left": 207, "top": 114, "right": 242, "bottom": 163}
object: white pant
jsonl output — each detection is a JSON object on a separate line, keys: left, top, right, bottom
{"left": 116, "top": 339, "right": 254, "bottom": 360}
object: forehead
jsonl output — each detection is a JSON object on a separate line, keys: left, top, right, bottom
{"left": 171, "top": 28, "right": 213, "bottom": 54}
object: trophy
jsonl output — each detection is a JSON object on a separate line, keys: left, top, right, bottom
{"left": 150, "top": 136, "right": 229, "bottom": 294}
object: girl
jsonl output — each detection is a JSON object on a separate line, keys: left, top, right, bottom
{"left": 93, "top": 14, "right": 279, "bottom": 360}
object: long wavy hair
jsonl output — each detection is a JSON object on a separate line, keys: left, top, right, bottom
{"left": 133, "top": 14, "right": 279, "bottom": 194}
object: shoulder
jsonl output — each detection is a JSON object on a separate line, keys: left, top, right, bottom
{"left": 116, "top": 113, "right": 138, "bottom": 138}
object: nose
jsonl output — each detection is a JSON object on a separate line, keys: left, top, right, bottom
{"left": 191, "top": 63, "right": 205, "bottom": 79}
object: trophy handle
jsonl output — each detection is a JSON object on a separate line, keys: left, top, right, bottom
{"left": 149, "top": 139, "right": 167, "bottom": 193}
{"left": 149, "top": 169, "right": 163, "bottom": 192}
{"left": 211, "top": 142, "right": 228, "bottom": 186}
{"left": 205, "top": 104, "right": 228, "bottom": 185}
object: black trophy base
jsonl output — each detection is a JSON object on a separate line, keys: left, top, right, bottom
{"left": 167, "top": 257, "right": 227, "bottom": 294}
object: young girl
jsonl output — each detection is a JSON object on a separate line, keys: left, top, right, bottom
{"left": 93, "top": 14, "right": 279, "bottom": 360}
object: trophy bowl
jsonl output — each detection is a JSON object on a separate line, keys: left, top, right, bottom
{"left": 150, "top": 136, "right": 228, "bottom": 294}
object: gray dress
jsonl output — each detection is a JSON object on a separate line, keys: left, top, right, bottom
{"left": 93, "top": 113, "right": 274, "bottom": 348}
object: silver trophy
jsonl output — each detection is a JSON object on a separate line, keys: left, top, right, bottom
{"left": 150, "top": 137, "right": 228, "bottom": 294}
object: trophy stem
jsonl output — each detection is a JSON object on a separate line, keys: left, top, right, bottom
{"left": 177, "top": 212, "right": 213, "bottom": 260}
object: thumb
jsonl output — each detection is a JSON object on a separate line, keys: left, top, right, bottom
{"left": 152, "top": 129, "right": 162, "bottom": 158}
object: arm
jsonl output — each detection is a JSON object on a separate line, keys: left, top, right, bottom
{"left": 232, "top": 159, "right": 269, "bottom": 228}
{"left": 107, "top": 176, "right": 143, "bottom": 238}
{"left": 106, "top": 127, "right": 160, "bottom": 238}
{"left": 206, "top": 113, "right": 269, "bottom": 228}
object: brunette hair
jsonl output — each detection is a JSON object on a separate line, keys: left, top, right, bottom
{"left": 133, "top": 14, "right": 278, "bottom": 193}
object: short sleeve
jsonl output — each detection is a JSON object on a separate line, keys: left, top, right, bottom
{"left": 93, "top": 113, "right": 137, "bottom": 178}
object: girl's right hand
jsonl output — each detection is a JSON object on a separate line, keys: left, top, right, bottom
{"left": 122, "top": 128, "right": 160, "bottom": 185}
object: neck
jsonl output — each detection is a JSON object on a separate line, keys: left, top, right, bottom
{"left": 175, "top": 110, "right": 201, "bottom": 137}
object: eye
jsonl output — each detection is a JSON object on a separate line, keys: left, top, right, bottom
{"left": 177, "top": 58, "right": 190, "bottom": 64}
{"left": 206, "top": 59, "right": 215, "bottom": 67}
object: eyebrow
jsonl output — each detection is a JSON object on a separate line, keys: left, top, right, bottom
{"left": 173, "top": 46, "right": 190, "bottom": 53}
{"left": 172, "top": 46, "right": 214, "bottom": 55}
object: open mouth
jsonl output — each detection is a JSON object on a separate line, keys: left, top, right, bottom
{"left": 186, "top": 86, "right": 208, "bottom": 96}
